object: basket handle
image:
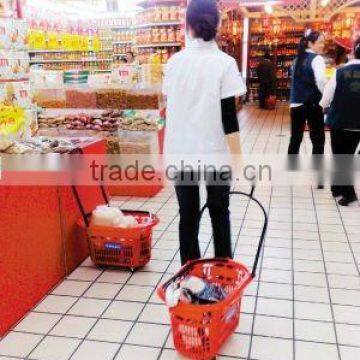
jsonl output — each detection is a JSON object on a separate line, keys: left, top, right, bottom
{"left": 72, "top": 184, "right": 109, "bottom": 228}
{"left": 198, "top": 185, "right": 268, "bottom": 278}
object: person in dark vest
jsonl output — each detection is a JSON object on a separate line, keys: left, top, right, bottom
{"left": 320, "top": 38, "right": 360, "bottom": 206}
{"left": 257, "top": 51, "right": 276, "bottom": 109}
{"left": 288, "top": 30, "right": 327, "bottom": 155}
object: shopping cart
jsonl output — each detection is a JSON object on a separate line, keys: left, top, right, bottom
{"left": 158, "top": 187, "right": 268, "bottom": 360}
{"left": 73, "top": 185, "right": 159, "bottom": 270}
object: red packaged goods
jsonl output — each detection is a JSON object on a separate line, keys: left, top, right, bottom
{"left": 66, "top": 89, "right": 97, "bottom": 109}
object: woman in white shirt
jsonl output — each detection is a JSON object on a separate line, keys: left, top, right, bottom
{"left": 163, "top": 0, "right": 247, "bottom": 265}
{"left": 288, "top": 30, "right": 327, "bottom": 155}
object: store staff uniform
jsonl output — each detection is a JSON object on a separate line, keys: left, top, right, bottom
{"left": 320, "top": 58, "right": 360, "bottom": 204}
{"left": 289, "top": 49, "right": 327, "bottom": 154}
{"left": 163, "top": 38, "right": 247, "bottom": 264}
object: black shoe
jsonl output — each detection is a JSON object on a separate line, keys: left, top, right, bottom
{"left": 332, "top": 190, "right": 342, "bottom": 198}
{"left": 317, "top": 185, "right": 324, "bottom": 190}
{"left": 338, "top": 195, "right": 358, "bottom": 207}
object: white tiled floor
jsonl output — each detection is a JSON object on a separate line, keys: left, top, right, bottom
{"left": 1, "top": 106, "right": 360, "bottom": 359}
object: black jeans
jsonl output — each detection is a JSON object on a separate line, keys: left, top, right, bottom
{"left": 330, "top": 129, "right": 360, "bottom": 199}
{"left": 288, "top": 104, "right": 325, "bottom": 154}
{"left": 175, "top": 172, "right": 232, "bottom": 265}
{"left": 259, "top": 83, "right": 272, "bottom": 109}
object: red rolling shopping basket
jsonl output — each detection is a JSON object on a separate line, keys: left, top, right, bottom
{"left": 158, "top": 189, "right": 268, "bottom": 360}
{"left": 73, "top": 185, "right": 159, "bottom": 270}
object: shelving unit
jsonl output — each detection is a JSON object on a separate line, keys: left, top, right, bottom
{"left": 134, "top": 42, "right": 181, "bottom": 48}
{"left": 247, "top": 18, "right": 305, "bottom": 103}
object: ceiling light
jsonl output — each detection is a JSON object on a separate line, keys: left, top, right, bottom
{"left": 320, "top": 0, "right": 330, "bottom": 7}
{"left": 264, "top": 3, "right": 273, "bottom": 14}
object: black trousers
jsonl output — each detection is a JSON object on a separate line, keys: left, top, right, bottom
{"left": 175, "top": 172, "right": 232, "bottom": 265}
{"left": 259, "top": 83, "right": 272, "bottom": 109}
{"left": 330, "top": 129, "right": 360, "bottom": 199}
{"left": 288, "top": 104, "right": 325, "bottom": 155}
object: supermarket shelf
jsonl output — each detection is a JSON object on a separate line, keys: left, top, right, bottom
{"left": 30, "top": 59, "right": 113, "bottom": 64}
{"left": 29, "top": 49, "right": 113, "bottom": 53}
{"left": 134, "top": 42, "right": 181, "bottom": 48}
{"left": 136, "top": 0, "right": 182, "bottom": 8}
{"left": 113, "top": 53, "right": 126, "bottom": 57}
{"left": 0, "top": 78, "right": 29, "bottom": 83}
{"left": 111, "top": 25, "right": 133, "bottom": 30}
{"left": 134, "top": 21, "right": 182, "bottom": 29}
{"left": 113, "top": 41, "right": 133, "bottom": 45}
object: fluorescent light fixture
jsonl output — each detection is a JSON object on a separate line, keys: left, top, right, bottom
{"left": 264, "top": 3, "right": 273, "bottom": 14}
{"left": 320, "top": 0, "right": 330, "bottom": 7}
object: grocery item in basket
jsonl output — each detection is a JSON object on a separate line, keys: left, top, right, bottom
{"left": 92, "top": 205, "right": 138, "bottom": 228}
{"left": 165, "top": 276, "right": 227, "bottom": 308}
{"left": 116, "top": 215, "right": 138, "bottom": 228}
{"left": 92, "top": 205, "right": 124, "bottom": 227}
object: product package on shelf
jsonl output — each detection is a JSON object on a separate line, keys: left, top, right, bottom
{"left": 33, "top": 88, "right": 66, "bottom": 108}
{"left": 0, "top": 81, "right": 32, "bottom": 108}
{"left": 0, "top": 50, "right": 30, "bottom": 80}
{"left": 0, "top": 14, "right": 34, "bottom": 139}
{"left": 106, "top": 129, "right": 159, "bottom": 155}
{"left": 112, "top": 64, "right": 141, "bottom": 88}
{"left": 0, "top": 18, "right": 28, "bottom": 50}
{"left": 96, "top": 88, "right": 128, "bottom": 109}
{"left": 65, "top": 88, "right": 97, "bottom": 109}
{"left": 37, "top": 108, "right": 160, "bottom": 133}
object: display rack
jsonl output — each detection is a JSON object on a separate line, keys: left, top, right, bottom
{"left": 248, "top": 18, "right": 310, "bottom": 103}
{"left": 133, "top": 0, "right": 185, "bottom": 64}
{"left": 218, "top": 7, "right": 243, "bottom": 71}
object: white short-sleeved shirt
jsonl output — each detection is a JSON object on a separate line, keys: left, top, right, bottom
{"left": 163, "top": 39, "right": 247, "bottom": 155}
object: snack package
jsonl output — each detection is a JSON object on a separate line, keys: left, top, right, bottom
{"left": 0, "top": 50, "right": 29, "bottom": 80}
{"left": 165, "top": 276, "right": 227, "bottom": 308}
{"left": 0, "top": 104, "right": 25, "bottom": 137}
{"left": 0, "top": 81, "right": 32, "bottom": 108}
{"left": 0, "top": 19, "right": 28, "bottom": 49}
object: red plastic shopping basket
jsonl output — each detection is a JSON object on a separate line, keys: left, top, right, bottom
{"left": 158, "top": 188, "right": 268, "bottom": 360}
{"left": 73, "top": 185, "right": 159, "bottom": 270}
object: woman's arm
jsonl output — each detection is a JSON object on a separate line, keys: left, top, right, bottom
{"left": 312, "top": 55, "right": 327, "bottom": 93}
{"left": 221, "top": 96, "right": 241, "bottom": 154}
{"left": 319, "top": 73, "right": 337, "bottom": 109}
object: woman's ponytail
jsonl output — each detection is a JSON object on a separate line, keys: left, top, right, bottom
{"left": 294, "top": 30, "right": 321, "bottom": 76}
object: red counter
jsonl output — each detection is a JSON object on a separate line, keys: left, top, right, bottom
{"left": 0, "top": 140, "right": 106, "bottom": 337}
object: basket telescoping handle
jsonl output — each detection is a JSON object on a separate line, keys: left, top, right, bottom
{"left": 198, "top": 185, "right": 268, "bottom": 278}
{"left": 72, "top": 184, "right": 109, "bottom": 228}
{"left": 72, "top": 185, "right": 156, "bottom": 228}
{"left": 160, "top": 186, "right": 268, "bottom": 294}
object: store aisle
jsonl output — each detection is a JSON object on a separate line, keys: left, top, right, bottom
{"left": 1, "top": 106, "right": 359, "bottom": 360}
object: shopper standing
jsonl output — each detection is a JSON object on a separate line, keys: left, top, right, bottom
{"left": 257, "top": 51, "right": 276, "bottom": 109}
{"left": 288, "top": 31, "right": 327, "bottom": 155}
{"left": 163, "top": 0, "right": 246, "bottom": 265}
{"left": 320, "top": 38, "right": 360, "bottom": 206}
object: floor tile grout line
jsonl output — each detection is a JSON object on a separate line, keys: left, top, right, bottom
{"left": 291, "top": 187, "right": 296, "bottom": 360}
{"left": 247, "top": 186, "right": 274, "bottom": 360}
{"left": 334, "top": 201, "right": 360, "bottom": 277}
{"left": 25, "top": 268, "right": 107, "bottom": 360}
{"left": 311, "top": 187, "right": 342, "bottom": 360}
{"left": 10, "top": 327, "right": 360, "bottom": 350}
